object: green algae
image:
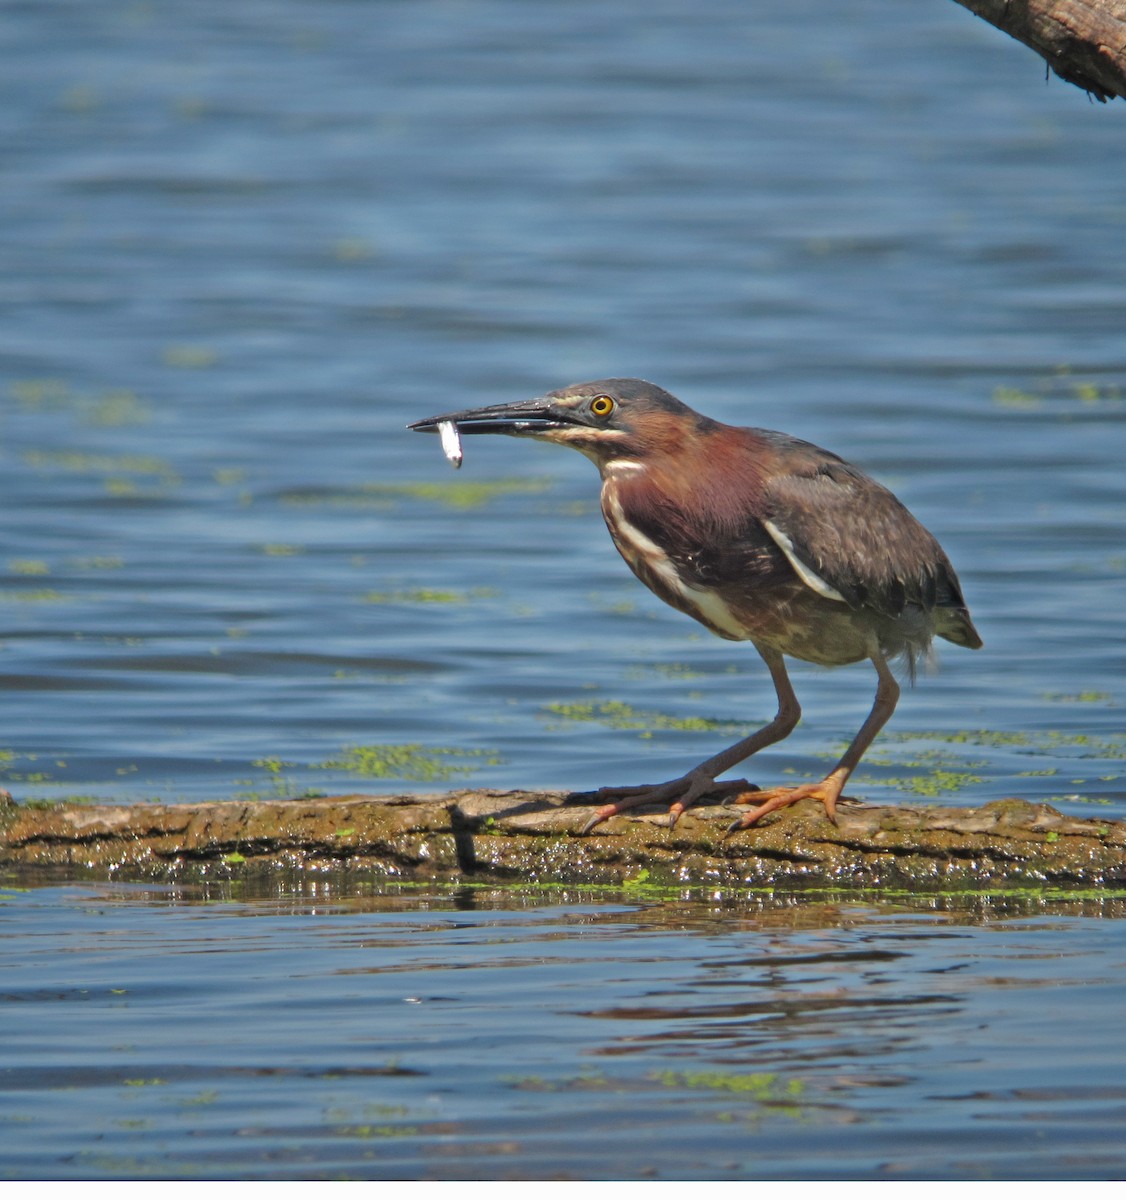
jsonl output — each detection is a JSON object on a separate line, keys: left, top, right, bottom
{"left": 21, "top": 448, "right": 178, "bottom": 481}
{"left": 882, "top": 728, "right": 1126, "bottom": 759}
{"left": 161, "top": 344, "right": 217, "bottom": 369}
{"left": 871, "top": 769, "right": 984, "bottom": 798}
{"left": 993, "top": 386, "right": 1043, "bottom": 409}
{"left": 992, "top": 375, "right": 1122, "bottom": 411}
{"left": 320, "top": 743, "right": 502, "bottom": 782}
{"left": 280, "top": 477, "right": 553, "bottom": 510}
{"left": 650, "top": 1069, "right": 804, "bottom": 1101}
{"left": 0, "top": 588, "right": 66, "bottom": 603}
{"left": 71, "top": 555, "right": 125, "bottom": 571}
{"left": 363, "top": 587, "right": 495, "bottom": 605}
{"left": 542, "top": 699, "right": 749, "bottom": 734}
{"left": 9, "top": 378, "right": 70, "bottom": 409}
{"left": 624, "top": 661, "right": 714, "bottom": 682}
{"left": 87, "top": 390, "right": 150, "bottom": 426}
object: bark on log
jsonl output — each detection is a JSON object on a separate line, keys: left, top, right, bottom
{"left": 954, "top": 0, "right": 1126, "bottom": 100}
{"left": 3, "top": 787, "right": 1125, "bottom": 890}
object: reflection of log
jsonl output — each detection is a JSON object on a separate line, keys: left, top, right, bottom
{"left": 3, "top": 788, "right": 1124, "bottom": 888}
{"left": 954, "top": 0, "right": 1126, "bottom": 101}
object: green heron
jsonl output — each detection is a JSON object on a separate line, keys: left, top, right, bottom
{"left": 409, "top": 379, "right": 981, "bottom": 834}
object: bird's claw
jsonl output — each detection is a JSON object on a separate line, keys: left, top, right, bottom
{"left": 578, "top": 777, "right": 752, "bottom": 834}
{"left": 722, "top": 779, "right": 843, "bottom": 837}
{"left": 579, "top": 808, "right": 611, "bottom": 836}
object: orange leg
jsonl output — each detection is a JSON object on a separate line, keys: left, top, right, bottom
{"left": 581, "top": 647, "right": 800, "bottom": 834}
{"left": 726, "top": 650, "right": 900, "bottom": 833}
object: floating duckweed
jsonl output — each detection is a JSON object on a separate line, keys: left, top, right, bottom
{"left": 363, "top": 587, "right": 495, "bottom": 605}
{"left": 1070, "top": 381, "right": 1121, "bottom": 404}
{"left": 22, "top": 448, "right": 180, "bottom": 486}
{"left": 992, "top": 386, "right": 1042, "bottom": 409}
{"left": 321, "top": 743, "right": 501, "bottom": 782}
{"left": 334, "top": 1123, "right": 421, "bottom": 1140}
{"left": 9, "top": 378, "right": 70, "bottom": 408}
{"left": 333, "top": 237, "right": 375, "bottom": 262}
{"left": 883, "top": 729, "right": 1126, "bottom": 759}
{"left": 280, "top": 477, "right": 552, "bottom": 510}
{"left": 875, "top": 770, "right": 984, "bottom": 798}
{"left": 991, "top": 378, "right": 1121, "bottom": 410}
{"left": 105, "top": 478, "right": 141, "bottom": 496}
{"left": 543, "top": 699, "right": 748, "bottom": 734}
{"left": 72, "top": 555, "right": 125, "bottom": 570}
{"left": 87, "top": 390, "right": 150, "bottom": 426}
{"left": 253, "top": 757, "right": 295, "bottom": 776}
{"left": 625, "top": 662, "right": 708, "bottom": 682}
{"left": 0, "top": 588, "right": 65, "bottom": 603}
{"left": 7, "top": 560, "right": 50, "bottom": 576}
{"left": 162, "top": 344, "right": 217, "bottom": 368}
{"left": 650, "top": 1070, "right": 804, "bottom": 1100}
{"left": 864, "top": 746, "right": 986, "bottom": 770}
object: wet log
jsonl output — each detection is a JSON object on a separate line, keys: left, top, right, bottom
{"left": 954, "top": 0, "right": 1126, "bottom": 101}
{"left": 2, "top": 787, "right": 1124, "bottom": 889}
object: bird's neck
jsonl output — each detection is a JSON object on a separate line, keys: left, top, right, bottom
{"left": 598, "top": 425, "right": 771, "bottom": 538}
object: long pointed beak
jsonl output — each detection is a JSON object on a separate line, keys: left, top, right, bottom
{"left": 408, "top": 397, "right": 576, "bottom": 437}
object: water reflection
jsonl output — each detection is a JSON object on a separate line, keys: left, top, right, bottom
{"left": 1, "top": 879, "right": 1124, "bottom": 1177}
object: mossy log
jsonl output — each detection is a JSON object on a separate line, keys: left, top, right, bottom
{"left": 2, "top": 787, "right": 1124, "bottom": 889}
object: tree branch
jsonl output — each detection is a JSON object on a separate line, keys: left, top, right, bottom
{"left": 954, "top": 0, "right": 1126, "bottom": 100}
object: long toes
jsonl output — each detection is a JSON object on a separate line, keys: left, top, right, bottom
{"left": 579, "top": 782, "right": 697, "bottom": 834}
{"left": 724, "top": 799, "right": 778, "bottom": 834}
{"left": 579, "top": 788, "right": 679, "bottom": 834}
{"left": 667, "top": 799, "right": 690, "bottom": 829}
{"left": 579, "top": 777, "right": 757, "bottom": 835}
{"left": 725, "top": 783, "right": 841, "bottom": 833}
{"left": 580, "top": 807, "right": 614, "bottom": 835}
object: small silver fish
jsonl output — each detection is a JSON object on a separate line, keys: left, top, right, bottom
{"left": 437, "top": 420, "right": 463, "bottom": 469}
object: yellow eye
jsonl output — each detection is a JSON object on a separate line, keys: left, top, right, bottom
{"left": 590, "top": 395, "right": 615, "bottom": 417}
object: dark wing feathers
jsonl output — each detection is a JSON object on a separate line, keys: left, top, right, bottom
{"left": 761, "top": 458, "right": 970, "bottom": 627}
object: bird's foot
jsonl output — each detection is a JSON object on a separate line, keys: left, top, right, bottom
{"left": 579, "top": 776, "right": 752, "bottom": 835}
{"left": 724, "top": 775, "right": 845, "bottom": 835}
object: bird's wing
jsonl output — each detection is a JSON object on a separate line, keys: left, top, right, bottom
{"left": 759, "top": 457, "right": 957, "bottom": 619}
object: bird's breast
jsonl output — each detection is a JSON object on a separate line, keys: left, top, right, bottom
{"left": 600, "top": 487, "right": 750, "bottom": 640}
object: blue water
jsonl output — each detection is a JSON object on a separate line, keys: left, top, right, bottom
{"left": 4, "top": 880, "right": 1126, "bottom": 1181}
{"left": 2, "top": 0, "right": 1125, "bottom": 1179}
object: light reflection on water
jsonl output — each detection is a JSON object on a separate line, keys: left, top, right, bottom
{"left": 3, "top": 880, "right": 1126, "bottom": 1179}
